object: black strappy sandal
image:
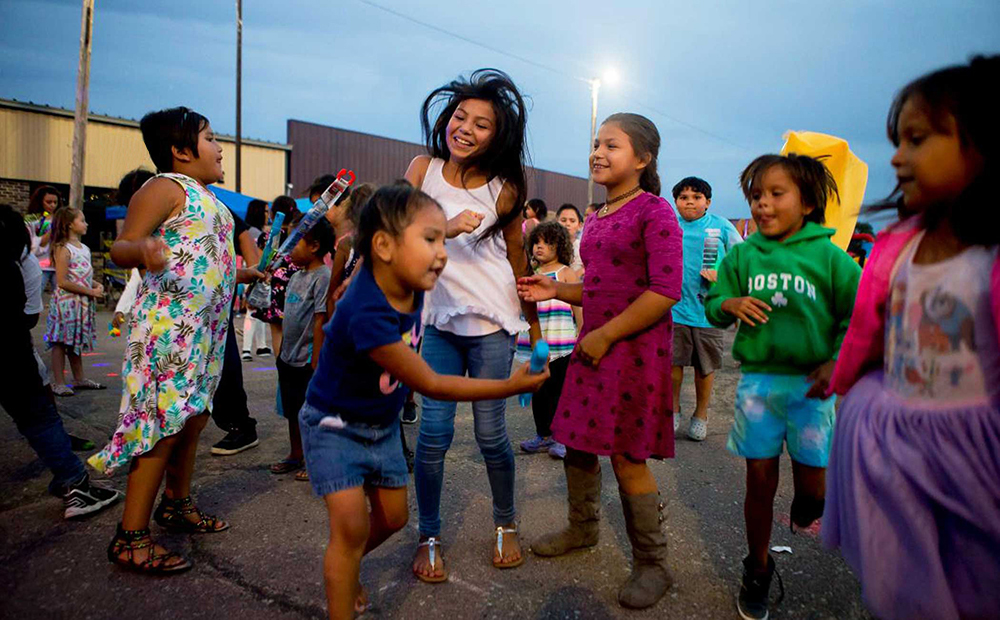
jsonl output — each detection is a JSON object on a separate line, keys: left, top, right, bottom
{"left": 107, "top": 524, "right": 192, "bottom": 574}
{"left": 153, "top": 495, "right": 230, "bottom": 533}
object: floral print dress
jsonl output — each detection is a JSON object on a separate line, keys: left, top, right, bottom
{"left": 89, "top": 173, "right": 235, "bottom": 475}
{"left": 44, "top": 241, "right": 97, "bottom": 355}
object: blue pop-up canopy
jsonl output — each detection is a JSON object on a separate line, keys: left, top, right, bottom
{"left": 104, "top": 185, "right": 270, "bottom": 221}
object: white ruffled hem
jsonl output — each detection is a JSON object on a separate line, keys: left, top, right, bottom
{"left": 424, "top": 305, "right": 528, "bottom": 336}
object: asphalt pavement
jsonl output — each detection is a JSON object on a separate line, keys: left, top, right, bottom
{"left": 0, "top": 309, "right": 873, "bottom": 619}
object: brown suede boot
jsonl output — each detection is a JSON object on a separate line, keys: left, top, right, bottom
{"left": 617, "top": 491, "right": 674, "bottom": 609}
{"left": 531, "top": 461, "right": 601, "bottom": 557}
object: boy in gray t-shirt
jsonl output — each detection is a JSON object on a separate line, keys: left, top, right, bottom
{"left": 272, "top": 218, "right": 333, "bottom": 479}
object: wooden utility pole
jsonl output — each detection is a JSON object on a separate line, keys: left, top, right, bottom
{"left": 235, "top": 0, "right": 242, "bottom": 192}
{"left": 69, "top": 0, "right": 95, "bottom": 210}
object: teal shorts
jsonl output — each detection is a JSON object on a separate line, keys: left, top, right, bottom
{"left": 727, "top": 372, "right": 835, "bottom": 467}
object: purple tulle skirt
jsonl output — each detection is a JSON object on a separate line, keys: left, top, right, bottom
{"left": 823, "top": 370, "right": 1000, "bottom": 620}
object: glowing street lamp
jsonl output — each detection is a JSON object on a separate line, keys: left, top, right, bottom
{"left": 588, "top": 69, "right": 619, "bottom": 205}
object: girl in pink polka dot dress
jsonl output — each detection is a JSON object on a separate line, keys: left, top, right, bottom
{"left": 518, "top": 113, "right": 682, "bottom": 610}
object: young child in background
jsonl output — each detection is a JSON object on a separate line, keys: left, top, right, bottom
{"left": 301, "top": 183, "right": 546, "bottom": 619}
{"left": 519, "top": 113, "right": 682, "bottom": 610}
{"left": 270, "top": 218, "right": 333, "bottom": 482}
{"left": 824, "top": 55, "right": 1000, "bottom": 620}
{"left": 522, "top": 198, "right": 547, "bottom": 237}
{"left": 704, "top": 154, "right": 861, "bottom": 620}
{"left": 516, "top": 221, "right": 582, "bottom": 459}
{"left": 670, "top": 176, "right": 743, "bottom": 441}
{"left": 556, "top": 203, "right": 584, "bottom": 274}
{"left": 44, "top": 207, "right": 105, "bottom": 396}
{"left": 241, "top": 199, "right": 270, "bottom": 360}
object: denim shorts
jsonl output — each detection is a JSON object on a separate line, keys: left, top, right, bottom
{"left": 726, "top": 372, "right": 835, "bottom": 467}
{"left": 299, "top": 402, "right": 409, "bottom": 497}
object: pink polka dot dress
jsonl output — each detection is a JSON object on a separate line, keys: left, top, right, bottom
{"left": 552, "top": 192, "right": 683, "bottom": 459}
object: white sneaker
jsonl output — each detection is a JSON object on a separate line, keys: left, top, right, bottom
{"left": 673, "top": 412, "right": 683, "bottom": 432}
{"left": 687, "top": 417, "right": 707, "bottom": 441}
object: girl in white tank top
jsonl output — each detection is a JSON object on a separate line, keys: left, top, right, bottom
{"left": 405, "top": 69, "right": 539, "bottom": 584}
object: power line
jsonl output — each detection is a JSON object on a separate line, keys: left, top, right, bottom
{"left": 355, "top": 0, "right": 752, "bottom": 153}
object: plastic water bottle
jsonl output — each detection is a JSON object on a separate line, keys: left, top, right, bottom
{"left": 518, "top": 340, "right": 549, "bottom": 407}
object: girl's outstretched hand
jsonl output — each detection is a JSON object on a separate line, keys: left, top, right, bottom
{"left": 517, "top": 274, "right": 557, "bottom": 302}
{"left": 508, "top": 360, "right": 550, "bottom": 393}
{"left": 806, "top": 360, "right": 836, "bottom": 399}
{"left": 91, "top": 282, "right": 105, "bottom": 299}
{"left": 139, "top": 238, "right": 170, "bottom": 273}
{"left": 446, "top": 209, "right": 485, "bottom": 238}
{"left": 720, "top": 296, "right": 771, "bottom": 327}
{"left": 576, "top": 328, "right": 612, "bottom": 368}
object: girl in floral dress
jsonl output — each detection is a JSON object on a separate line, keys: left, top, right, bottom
{"left": 44, "top": 207, "right": 105, "bottom": 395}
{"left": 89, "top": 107, "right": 236, "bottom": 575}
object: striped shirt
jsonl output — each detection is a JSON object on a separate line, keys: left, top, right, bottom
{"left": 516, "top": 266, "right": 578, "bottom": 361}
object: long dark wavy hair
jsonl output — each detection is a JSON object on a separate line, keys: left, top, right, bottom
{"left": 873, "top": 54, "right": 998, "bottom": 245}
{"left": 420, "top": 68, "right": 529, "bottom": 242}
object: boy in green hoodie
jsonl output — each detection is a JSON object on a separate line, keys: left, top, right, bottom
{"left": 705, "top": 154, "right": 861, "bottom": 620}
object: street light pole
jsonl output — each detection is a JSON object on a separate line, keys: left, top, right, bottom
{"left": 235, "top": 0, "right": 242, "bottom": 192}
{"left": 69, "top": 0, "right": 95, "bottom": 211}
{"left": 587, "top": 78, "right": 601, "bottom": 206}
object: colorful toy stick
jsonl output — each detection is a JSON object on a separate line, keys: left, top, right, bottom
{"left": 270, "top": 169, "right": 355, "bottom": 270}
{"left": 108, "top": 322, "right": 121, "bottom": 338}
{"left": 255, "top": 211, "right": 285, "bottom": 272}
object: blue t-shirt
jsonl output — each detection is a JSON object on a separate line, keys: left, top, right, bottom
{"left": 305, "top": 264, "right": 423, "bottom": 426}
{"left": 672, "top": 212, "right": 743, "bottom": 328}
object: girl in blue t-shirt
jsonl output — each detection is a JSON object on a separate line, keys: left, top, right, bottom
{"left": 300, "top": 183, "right": 548, "bottom": 619}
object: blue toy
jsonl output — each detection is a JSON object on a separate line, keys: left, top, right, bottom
{"left": 518, "top": 340, "right": 549, "bottom": 407}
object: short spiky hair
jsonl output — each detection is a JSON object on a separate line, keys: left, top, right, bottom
{"left": 671, "top": 176, "right": 712, "bottom": 200}
{"left": 140, "top": 107, "right": 208, "bottom": 173}
{"left": 739, "top": 153, "right": 838, "bottom": 225}
{"left": 526, "top": 220, "right": 574, "bottom": 267}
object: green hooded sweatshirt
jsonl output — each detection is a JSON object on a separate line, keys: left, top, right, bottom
{"left": 704, "top": 222, "right": 861, "bottom": 375}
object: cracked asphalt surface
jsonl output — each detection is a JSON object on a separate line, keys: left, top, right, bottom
{"left": 1, "top": 310, "right": 873, "bottom": 619}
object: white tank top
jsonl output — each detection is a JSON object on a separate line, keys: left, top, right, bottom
{"left": 420, "top": 158, "right": 527, "bottom": 337}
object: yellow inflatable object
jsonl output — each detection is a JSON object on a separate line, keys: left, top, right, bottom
{"left": 780, "top": 131, "right": 868, "bottom": 250}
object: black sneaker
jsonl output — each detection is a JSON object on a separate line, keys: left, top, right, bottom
{"left": 256, "top": 347, "right": 271, "bottom": 357}
{"left": 401, "top": 401, "right": 418, "bottom": 424}
{"left": 737, "top": 554, "right": 783, "bottom": 620}
{"left": 211, "top": 428, "right": 260, "bottom": 456}
{"left": 63, "top": 475, "right": 122, "bottom": 519}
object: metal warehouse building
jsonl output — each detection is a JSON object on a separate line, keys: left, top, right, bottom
{"left": 0, "top": 99, "right": 290, "bottom": 210}
{"left": 1, "top": 98, "right": 595, "bottom": 214}
{"left": 287, "top": 119, "right": 598, "bottom": 208}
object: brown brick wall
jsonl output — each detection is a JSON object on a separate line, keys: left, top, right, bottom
{"left": 0, "top": 178, "right": 31, "bottom": 212}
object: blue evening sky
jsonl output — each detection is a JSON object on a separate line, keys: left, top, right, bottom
{"left": 1, "top": 0, "right": 998, "bottom": 216}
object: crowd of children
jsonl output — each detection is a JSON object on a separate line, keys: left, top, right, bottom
{"left": 1, "top": 55, "right": 998, "bottom": 620}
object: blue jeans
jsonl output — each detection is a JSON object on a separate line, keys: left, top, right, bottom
{"left": 415, "top": 326, "right": 516, "bottom": 537}
{"left": 1, "top": 352, "right": 86, "bottom": 496}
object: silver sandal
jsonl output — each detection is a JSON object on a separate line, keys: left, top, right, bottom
{"left": 493, "top": 525, "right": 524, "bottom": 569}
{"left": 414, "top": 537, "right": 447, "bottom": 583}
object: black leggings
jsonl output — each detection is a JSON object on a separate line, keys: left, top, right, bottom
{"left": 531, "top": 355, "right": 570, "bottom": 437}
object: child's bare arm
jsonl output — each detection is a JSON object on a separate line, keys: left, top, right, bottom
{"left": 111, "top": 178, "right": 183, "bottom": 271}
{"left": 368, "top": 342, "right": 548, "bottom": 401}
{"left": 311, "top": 312, "right": 327, "bottom": 370}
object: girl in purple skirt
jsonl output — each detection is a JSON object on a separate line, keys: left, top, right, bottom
{"left": 518, "top": 113, "right": 683, "bottom": 610}
{"left": 825, "top": 55, "right": 1000, "bottom": 620}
